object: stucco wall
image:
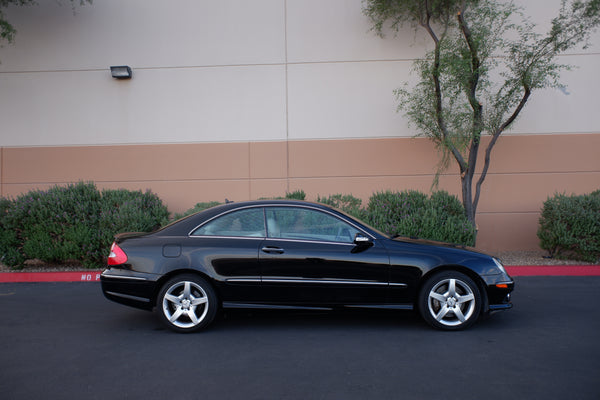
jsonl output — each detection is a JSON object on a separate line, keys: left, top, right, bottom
{"left": 1, "top": 0, "right": 599, "bottom": 252}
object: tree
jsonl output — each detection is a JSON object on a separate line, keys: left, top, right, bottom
{"left": 1, "top": 0, "right": 90, "bottom": 47}
{"left": 363, "top": 0, "right": 600, "bottom": 236}
{"left": 1, "top": 1, "right": 35, "bottom": 45}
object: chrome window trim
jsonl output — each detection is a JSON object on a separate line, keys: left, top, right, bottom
{"left": 188, "top": 205, "right": 267, "bottom": 237}
{"left": 262, "top": 237, "right": 356, "bottom": 247}
{"left": 188, "top": 204, "right": 376, "bottom": 240}
{"left": 187, "top": 235, "right": 265, "bottom": 241}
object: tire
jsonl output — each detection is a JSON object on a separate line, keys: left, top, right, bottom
{"left": 157, "top": 274, "right": 217, "bottom": 333}
{"left": 418, "top": 271, "right": 481, "bottom": 331}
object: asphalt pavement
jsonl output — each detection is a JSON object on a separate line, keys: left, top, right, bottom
{"left": 1, "top": 277, "right": 599, "bottom": 400}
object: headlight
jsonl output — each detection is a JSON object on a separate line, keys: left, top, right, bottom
{"left": 492, "top": 257, "right": 507, "bottom": 275}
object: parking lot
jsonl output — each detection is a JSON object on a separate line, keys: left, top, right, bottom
{"left": 1, "top": 276, "right": 599, "bottom": 400}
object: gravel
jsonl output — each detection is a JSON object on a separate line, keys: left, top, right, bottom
{"left": 495, "top": 250, "right": 598, "bottom": 266}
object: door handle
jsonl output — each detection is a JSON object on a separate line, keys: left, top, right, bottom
{"left": 261, "top": 246, "right": 284, "bottom": 254}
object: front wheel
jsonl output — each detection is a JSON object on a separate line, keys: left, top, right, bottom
{"left": 418, "top": 271, "right": 481, "bottom": 331}
{"left": 157, "top": 274, "right": 217, "bottom": 333}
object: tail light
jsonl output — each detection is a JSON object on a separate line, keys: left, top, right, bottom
{"left": 108, "top": 242, "right": 128, "bottom": 265}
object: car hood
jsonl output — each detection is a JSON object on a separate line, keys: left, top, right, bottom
{"left": 391, "top": 235, "right": 485, "bottom": 256}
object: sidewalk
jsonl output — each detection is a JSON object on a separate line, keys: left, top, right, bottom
{"left": 1, "top": 265, "right": 599, "bottom": 283}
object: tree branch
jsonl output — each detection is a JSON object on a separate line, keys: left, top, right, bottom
{"left": 421, "top": 3, "right": 467, "bottom": 173}
{"left": 473, "top": 85, "right": 531, "bottom": 210}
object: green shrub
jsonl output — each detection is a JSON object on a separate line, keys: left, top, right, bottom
{"left": 0, "top": 182, "right": 169, "bottom": 269}
{"left": 317, "top": 194, "right": 366, "bottom": 220}
{"left": 0, "top": 197, "right": 24, "bottom": 266}
{"left": 285, "top": 190, "right": 306, "bottom": 200}
{"left": 538, "top": 191, "right": 600, "bottom": 262}
{"left": 366, "top": 190, "right": 476, "bottom": 246}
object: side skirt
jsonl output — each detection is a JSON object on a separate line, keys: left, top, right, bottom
{"left": 222, "top": 302, "right": 413, "bottom": 311}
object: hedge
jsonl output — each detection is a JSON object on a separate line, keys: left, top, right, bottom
{"left": 1, "top": 184, "right": 475, "bottom": 269}
{"left": 538, "top": 190, "right": 600, "bottom": 263}
{"left": 0, "top": 182, "right": 169, "bottom": 269}
{"left": 365, "top": 190, "right": 476, "bottom": 246}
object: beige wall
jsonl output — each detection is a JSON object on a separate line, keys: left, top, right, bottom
{"left": 1, "top": 0, "right": 599, "bottom": 253}
{"left": 2, "top": 0, "right": 599, "bottom": 147}
{"left": 2, "top": 134, "right": 598, "bottom": 252}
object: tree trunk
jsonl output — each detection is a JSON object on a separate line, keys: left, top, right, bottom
{"left": 461, "top": 165, "right": 478, "bottom": 245}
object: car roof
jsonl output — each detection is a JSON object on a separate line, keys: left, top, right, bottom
{"left": 157, "top": 199, "right": 358, "bottom": 236}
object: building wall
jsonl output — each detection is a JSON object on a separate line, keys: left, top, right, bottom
{"left": 1, "top": 0, "right": 599, "bottom": 252}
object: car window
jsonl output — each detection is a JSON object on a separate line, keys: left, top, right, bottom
{"left": 266, "top": 207, "right": 360, "bottom": 243}
{"left": 192, "top": 208, "right": 266, "bottom": 237}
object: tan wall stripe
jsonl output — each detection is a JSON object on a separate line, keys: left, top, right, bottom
{"left": 1, "top": 134, "right": 598, "bottom": 253}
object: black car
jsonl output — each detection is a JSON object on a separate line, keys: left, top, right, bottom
{"left": 101, "top": 200, "right": 513, "bottom": 332}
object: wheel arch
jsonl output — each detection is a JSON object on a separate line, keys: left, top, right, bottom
{"left": 151, "top": 268, "right": 221, "bottom": 308}
{"left": 417, "top": 265, "right": 490, "bottom": 314}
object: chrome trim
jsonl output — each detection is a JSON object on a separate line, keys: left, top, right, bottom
{"left": 226, "top": 278, "right": 261, "bottom": 283}
{"left": 262, "top": 278, "right": 388, "bottom": 286}
{"left": 188, "top": 205, "right": 267, "bottom": 237}
{"left": 343, "top": 304, "right": 413, "bottom": 310}
{"left": 105, "top": 291, "right": 151, "bottom": 303}
{"left": 226, "top": 278, "right": 406, "bottom": 287}
{"left": 188, "top": 203, "right": 376, "bottom": 240}
{"left": 101, "top": 272, "right": 148, "bottom": 281}
{"left": 187, "top": 235, "right": 265, "bottom": 241}
{"left": 262, "top": 237, "right": 356, "bottom": 246}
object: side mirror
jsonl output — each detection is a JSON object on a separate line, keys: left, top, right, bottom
{"left": 353, "top": 233, "right": 373, "bottom": 251}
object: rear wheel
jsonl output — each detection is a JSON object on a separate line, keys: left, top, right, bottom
{"left": 157, "top": 274, "right": 217, "bottom": 333}
{"left": 418, "top": 271, "right": 481, "bottom": 331}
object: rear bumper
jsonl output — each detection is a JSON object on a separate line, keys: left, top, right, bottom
{"left": 100, "top": 269, "right": 158, "bottom": 310}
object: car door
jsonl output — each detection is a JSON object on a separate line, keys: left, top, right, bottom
{"left": 259, "top": 206, "right": 390, "bottom": 305}
{"left": 188, "top": 206, "right": 265, "bottom": 302}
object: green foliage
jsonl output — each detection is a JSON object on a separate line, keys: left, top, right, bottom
{"left": 1, "top": 1, "right": 91, "bottom": 47}
{"left": 316, "top": 194, "right": 366, "bottom": 219}
{"left": 285, "top": 190, "right": 306, "bottom": 200}
{"left": 366, "top": 190, "right": 476, "bottom": 246}
{"left": 0, "top": 182, "right": 168, "bottom": 269}
{"left": 538, "top": 191, "right": 600, "bottom": 263}
{"left": 260, "top": 190, "right": 307, "bottom": 201}
{"left": 0, "top": 196, "right": 24, "bottom": 266}
{"left": 171, "top": 201, "right": 223, "bottom": 221}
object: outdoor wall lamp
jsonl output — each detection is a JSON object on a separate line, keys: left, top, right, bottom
{"left": 110, "top": 65, "right": 132, "bottom": 79}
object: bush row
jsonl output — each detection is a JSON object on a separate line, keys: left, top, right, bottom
{"left": 0, "top": 184, "right": 475, "bottom": 269}
{"left": 0, "top": 182, "right": 169, "bottom": 268}
{"left": 538, "top": 190, "right": 600, "bottom": 263}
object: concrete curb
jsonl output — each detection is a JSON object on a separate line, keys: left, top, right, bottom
{"left": 1, "top": 265, "right": 599, "bottom": 283}
{"left": 0, "top": 271, "right": 103, "bottom": 283}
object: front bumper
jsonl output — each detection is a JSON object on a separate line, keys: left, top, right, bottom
{"left": 482, "top": 274, "right": 514, "bottom": 313}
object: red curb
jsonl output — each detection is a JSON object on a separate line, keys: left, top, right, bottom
{"left": 505, "top": 265, "right": 600, "bottom": 276}
{"left": 0, "top": 266, "right": 599, "bottom": 283}
{"left": 0, "top": 271, "right": 103, "bottom": 283}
